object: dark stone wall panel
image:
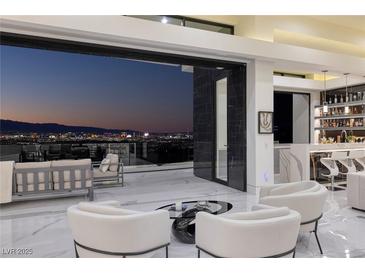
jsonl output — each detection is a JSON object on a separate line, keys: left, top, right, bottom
{"left": 193, "top": 65, "right": 246, "bottom": 191}
{"left": 193, "top": 68, "right": 216, "bottom": 181}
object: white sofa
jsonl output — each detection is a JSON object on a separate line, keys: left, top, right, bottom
{"left": 259, "top": 181, "right": 328, "bottom": 254}
{"left": 67, "top": 201, "right": 170, "bottom": 258}
{"left": 195, "top": 205, "right": 301, "bottom": 258}
{"left": 347, "top": 172, "right": 365, "bottom": 211}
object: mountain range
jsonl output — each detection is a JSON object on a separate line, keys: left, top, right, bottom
{"left": 0, "top": 119, "right": 136, "bottom": 134}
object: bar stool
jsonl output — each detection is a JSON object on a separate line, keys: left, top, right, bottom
{"left": 320, "top": 153, "right": 340, "bottom": 191}
{"left": 336, "top": 151, "right": 357, "bottom": 175}
{"left": 350, "top": 150, "right": 365, "bottom": 171}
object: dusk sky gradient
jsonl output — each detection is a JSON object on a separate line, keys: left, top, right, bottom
{"left": 0, "top": 45, "right": 193, "bottom": 133}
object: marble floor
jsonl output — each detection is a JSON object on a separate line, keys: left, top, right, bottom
{"left": 1, "top": 168, "right": 364, "bottom": 258}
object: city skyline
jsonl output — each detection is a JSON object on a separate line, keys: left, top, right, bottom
{"left": 0, "top": 45, "right": 193, "bottom": 133}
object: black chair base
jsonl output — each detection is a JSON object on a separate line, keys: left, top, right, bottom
{"left": 301, "top": 214, "right": 323, "bottom": 255}
{"left": 352, "top": 207, "right": 365, "bottom": 213}
{"left": 196, "top": 246, "right": 296, "bottom": 258}
{"left": 74, "top": 241, "right": 169, "bottom": 258}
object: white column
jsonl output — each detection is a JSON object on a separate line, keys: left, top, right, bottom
{"left": 246, "top": 60, "right": 274, "bottom": 194}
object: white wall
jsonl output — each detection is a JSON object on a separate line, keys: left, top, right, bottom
{"left": 247, "top": 60, "right": 274, "bottom": 194}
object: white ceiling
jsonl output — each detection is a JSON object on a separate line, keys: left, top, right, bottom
{"left": 312, "top": 16, "right": 365, "bottom": 33}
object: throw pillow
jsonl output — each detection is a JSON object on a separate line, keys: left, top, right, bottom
{"left": 99, "top": 158, "right": 111, "bottom": 173}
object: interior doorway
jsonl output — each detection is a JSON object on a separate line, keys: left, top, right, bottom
{"left": 274, "top": 91, "right": 310, "bottom": 144}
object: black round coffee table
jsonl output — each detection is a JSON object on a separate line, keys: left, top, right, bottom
{"left": 156, "top": 200, "right": 233, "bottom": 244}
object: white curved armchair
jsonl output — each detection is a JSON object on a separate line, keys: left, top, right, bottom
{"left": 195, "top": 206, "right": 301, "bottom": 258}
{"left": 67, "top": 200, "right": 170, "bottom": 258}
{"left": 259, "top": 181, "right": 328, "bottom": 254}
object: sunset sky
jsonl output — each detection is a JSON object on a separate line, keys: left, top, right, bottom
{"left": 0, "top": 45, "right": 193, "bottom": 133}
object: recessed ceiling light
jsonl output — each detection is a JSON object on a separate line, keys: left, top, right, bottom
{"left": 161, "top": 17, "right": 168, "bottom": 24}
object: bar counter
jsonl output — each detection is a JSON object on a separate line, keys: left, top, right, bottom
{"left": 284, "top": 143, "right": 365, "bottom": 182}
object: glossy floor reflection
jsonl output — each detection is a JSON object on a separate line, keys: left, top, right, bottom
{"left": 1, "top": 169, "right": 364, "bottom": 258}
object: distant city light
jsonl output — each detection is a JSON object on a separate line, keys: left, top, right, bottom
{"left": 126, "top": 134, "right": 132, "bottom": 138}
{"left": 144, "top": 132, "right": 149, "bottom": 137}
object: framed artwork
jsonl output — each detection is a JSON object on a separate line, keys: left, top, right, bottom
{"left": 258, "top": 111, "right": 273, "bottom": 134}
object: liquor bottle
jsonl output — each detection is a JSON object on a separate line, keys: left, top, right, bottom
{"left": 340, "top": 95, "right": 344, "bottom": 103}
{"left": 334, "top": 95, "right": 338, "bottom": 104}
{"left": 329, "top": 96, "right": 332, "bottom": 104}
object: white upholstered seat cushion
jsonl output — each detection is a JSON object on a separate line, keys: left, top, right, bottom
{"left": 93, "top": 169, "right": 118, "bottom": 179}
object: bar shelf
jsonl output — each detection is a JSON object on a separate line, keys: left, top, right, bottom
{"left": 314, "top": 100, "right": 365, "bottom": 109}
{"left": 314, "top": 127, "right": 365, "bottom": 131}
{"left": 314, "top": 114, "right": 364, "bottom": 120}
